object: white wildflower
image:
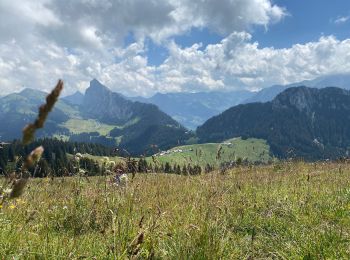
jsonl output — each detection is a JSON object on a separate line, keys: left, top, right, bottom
{"left": 3, "top": 188, "right": 12, "bottom": 195}
{"left": 119, "top": 174, "right": 128, "bottom": 186}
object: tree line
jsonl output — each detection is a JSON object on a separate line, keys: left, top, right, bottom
{"left": 0, "top": 138, "right": 113, "bottom": 176}
{"left": 0, "top": 139, "right": 216, "bottom": 177}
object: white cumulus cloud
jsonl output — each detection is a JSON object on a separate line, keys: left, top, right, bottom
{"left": 1, "top": 0, "right": 349, "bottom": 97}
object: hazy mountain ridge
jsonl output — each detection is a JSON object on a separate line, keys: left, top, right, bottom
{"left": 129, "top": 90, "right": 254, "bottom": 129}
{"left": 0, "top": 88, "right": 73, "bottom": 140}
{"left": 127, "top": 74, "right": 350, "bottom": 129}
{"left": 197, "top": 86, "right": 350, "bottom": 159}
{"left": 63, "top": 91, "right": 84, "bottom": 105}
{"left": 245, "top": 74, "right": 350, "bottom": 103}
{"left": 0, "top": 80, "right": 191, "bottom": 155}
{"left": 1, "top": 74, "right": 350, "bottom": 158}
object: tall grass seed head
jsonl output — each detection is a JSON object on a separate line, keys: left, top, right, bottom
{"left": 22, "top": 80, "right": 63, "bottom": 144}
{"left": 30, "top": 146, "right": 44, "bottom": 163}
{"left": 24, "top": 146, "right": 44, "bottom": 169}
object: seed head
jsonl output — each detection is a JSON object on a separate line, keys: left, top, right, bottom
{"left": 23, "top": 80, "right": 63, "bottom": 145}
{"left": 24, "top": 146, "right": 44, "bottom": 169}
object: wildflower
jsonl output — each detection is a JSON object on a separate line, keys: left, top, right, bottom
{"left": 112, "top": 173, "right": 128, "bottom": 187}
{"left": 74, "top": 153, "right": 82, "bottom": 162}
{"left": 9, "top": 204, "right": 16, "bottom": 210}
{"left": 119, "top": 174, "right": 128, "bottom": 186}
{"left": 3, "top": 188, "right": 12, "bottom": 195}
{"left": 108, "top": 161, "right": 116, "bottom": 168}
{"left": 78, "top": 169, "right": 86, "bottom": 176}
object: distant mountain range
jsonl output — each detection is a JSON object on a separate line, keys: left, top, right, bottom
{"left": 64, "top": 91, "right": 84, "bottom": 105}
{"left": 0, "top": 88, "right": 73, "bottom": 141}
{"left": 197, "top": 86, "right": 350, "bottom": 160}
{"left": 125, "top": 74, "right": 350, "bottom": 129}
{"left": 245, "top": 74, "right": 350, "bottom": 104}
{"left": 2, "top": 74, "right": 350, "bottom": 159}
{"left": 128, "top": 91, "right": 253, "bottom": 129}
{"left": 0, "top": 80, "right": 191, "bottom": 155}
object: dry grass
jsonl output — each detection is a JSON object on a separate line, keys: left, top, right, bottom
{"left": 1, "top": 161, "right": 350, "bottom": 259}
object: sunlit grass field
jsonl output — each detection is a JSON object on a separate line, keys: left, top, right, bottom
{"left": 61, "top": 118, "right": 116, "bottom": 135}
{"left": 147, "top": 137, "right": 273, "bottom": 167}
{"left": 1, "top": 161, "right": 350, "bottom": 259}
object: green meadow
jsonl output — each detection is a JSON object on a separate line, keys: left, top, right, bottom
{"left": 1, "top": 161, "right": 350, "bottom": 259}
{"left": 148, "top": 137, "right": 273, "bottom": 167}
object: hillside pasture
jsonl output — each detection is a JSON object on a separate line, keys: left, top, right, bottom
{"left": 148, "top": 137, "right": 273, "bottom": 167}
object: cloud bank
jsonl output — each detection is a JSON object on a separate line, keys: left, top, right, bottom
{"left": 1, "top": 0, "right": 350, "bottom": 96}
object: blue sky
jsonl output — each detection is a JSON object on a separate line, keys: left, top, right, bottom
{"left": 0, "top": 0, "right": 350, "bottom": 96}
{"left": 145, "top": 0, "right": 350, "bottom": 66}
{"left": 255, "top": 0, "right": 350, "bottom": 47}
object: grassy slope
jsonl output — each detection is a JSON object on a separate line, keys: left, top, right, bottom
{"left": 61, "top": 119, "right": 116, "bottom": 135}
{"left": 70, "top": 138, "right": 272, "bottom": 168}
{"left": 59, "top": 117, "right": 141, "bottom": 146}
{"left": 79, "top": 153, "right": 125, "bottom": 164}
{"left": 1, "top": 162, "right": 350, "bottom": 258}
{"left": 148, "top": 137, "right": 273, "bottom": 167}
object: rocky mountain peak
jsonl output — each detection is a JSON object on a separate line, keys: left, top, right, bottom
{"left": 87, "top": 79, "right": 110, "bottom": 94}
{"left": 272, "top": 86, "right": 318, "bottom": 114}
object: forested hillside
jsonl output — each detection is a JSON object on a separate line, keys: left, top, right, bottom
{"left": 197, "top": 87, "right": 350, "bottom": 159}
{"left": 0, "top": 139, "right": 113, "bottom": 177}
